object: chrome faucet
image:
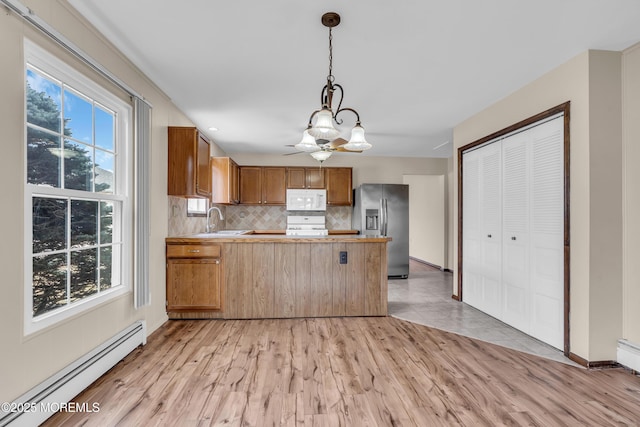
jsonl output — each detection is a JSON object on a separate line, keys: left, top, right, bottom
{"left": 206, "top": 206, "right": 225, "bottom": 233}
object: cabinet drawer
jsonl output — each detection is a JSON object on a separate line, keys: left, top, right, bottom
{"left": 167, "top": 244, "right": 221, "bottom": 258}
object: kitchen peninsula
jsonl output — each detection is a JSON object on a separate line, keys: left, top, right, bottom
{"left": 165, "top": 233, "right": 389, "bottom": 320}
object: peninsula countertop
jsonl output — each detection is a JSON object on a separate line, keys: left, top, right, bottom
{"left": 166, "top": 232, "right": 391, "bottom": 244}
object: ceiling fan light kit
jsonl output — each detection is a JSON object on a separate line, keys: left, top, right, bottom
{"left": 297, "top": 12, "right": 371, "bottom": 163}
{"left": 310, "top": 150, "right": 333, "bottom": 162}
{"left": 307, "top": 107, "right": 341, "bottom": 140}
{"left": 295, "top": 128, "right": 321, "bottom": 152}
{"left": 342, "top": 123, "right": 371, "bottom": 151}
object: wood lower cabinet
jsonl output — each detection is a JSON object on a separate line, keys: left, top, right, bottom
{"left": 223, "top": 241, "right": 387, "bottom": 319}
{"left": 211, "top": 157, "right": 239, "bottom": 204}
{"left": 239, "top": 166, "right": 286, "bottom": 205}
{"left": 168, "top": 127, "right": 211, "bottom": 198}
{"left": 166, "top": 243, "right": 223, "bottom": 317}
{"left": 325, "top": 167, "right": 353, "bottom": 206}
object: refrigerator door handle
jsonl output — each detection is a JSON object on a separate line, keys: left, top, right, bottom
{"left": 382, "top": 198, "right": 388, "bottom": 236}
{"left": 379, "top": 198, "right": 385, "bottom": 236}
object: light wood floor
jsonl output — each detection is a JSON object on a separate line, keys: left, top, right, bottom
{"left": 43, "top": 316, "right": 640, "bottom": 426}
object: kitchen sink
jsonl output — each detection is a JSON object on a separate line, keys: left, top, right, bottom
{"left": 207, "top": 230, "right": 251, "bottom": 235}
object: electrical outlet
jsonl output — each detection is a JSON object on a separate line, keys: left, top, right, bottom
{"left": 339, "top": 251, "right": 348, "bottom": 264}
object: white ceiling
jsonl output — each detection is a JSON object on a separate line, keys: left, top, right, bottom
{"left": 68, "top": 0, "right": 640, "bottom": 159}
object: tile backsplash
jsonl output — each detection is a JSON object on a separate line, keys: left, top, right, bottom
{"left": 225, "top": 205, "right": 352, "bottom": 230}
{"left": 168, "top": 196, "right": 352, "bottom": 236}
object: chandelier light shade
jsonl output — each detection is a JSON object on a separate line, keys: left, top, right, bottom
{"left": 296, "top": 12, "right": 371, "bottom": 163}
{"left": 308, "top": 107, "right": 340, "bottom": 140}
{"left": 295, "top": 129, "right": 320, "bottom": 152}
{"left": 310, "top": 150, "right": 332, "bottom": 162}
{"left": 343, "top": 123, "right": 372, "bottom": 151}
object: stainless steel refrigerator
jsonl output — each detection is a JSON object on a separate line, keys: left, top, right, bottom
{"left": 352, "top": 184, "right": 409, "bottom": 278}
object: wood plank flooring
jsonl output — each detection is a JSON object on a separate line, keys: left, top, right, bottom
{"left": 43, "top": 317, "right": 640, "bottom": 426}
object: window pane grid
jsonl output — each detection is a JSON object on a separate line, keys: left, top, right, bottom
{"left": 27, "top": 68, "right": 116, "bottom": 195}
{"left": 25, "top": 43, "right": 130, "bottom": 332}
{"left": 31, "top": 192, "right": 122, "bottom": 316}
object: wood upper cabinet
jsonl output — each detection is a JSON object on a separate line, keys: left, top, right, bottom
{"left": 166, "top": 243, "right": 222, "bottom": 312}
{"left": 325, "top": 167, "right": 353, "bottom": 206}
{"left": 168, "top": 127, "right": 211, "bottom": 198}
{"left": 287, "top": 167, "right": 325, "bottom": 189}
{"left": 239, "top": 166, "right": 262, "bottom": 204}
{"left": 262, "top": 167, "right": 287, "bottom": 204}
{"left": 239, "top": 166, "right": 286, "bottom": 205}
{"left": 211, "top": 157, "right": 240, "bottom": 204}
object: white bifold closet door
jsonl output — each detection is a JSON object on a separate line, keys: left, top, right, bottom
{"left": 462, "top": 142, "right": 502, "bottom": 320}
{"left": 463, "top": 115, "right": 564, "bottom": 350}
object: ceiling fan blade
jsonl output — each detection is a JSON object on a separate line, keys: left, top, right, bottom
{"left": 327, "top": 138, "right": 348, "bottom": 149}
{"left": 283, "top": 151, "right": 306, "bottom": 156}
{"left": 334, "top": 146, "right": 362, "bottom": 153}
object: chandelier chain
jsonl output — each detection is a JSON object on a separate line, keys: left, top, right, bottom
{"left": 328, "top": 27, "right": 334, "bottom": 81}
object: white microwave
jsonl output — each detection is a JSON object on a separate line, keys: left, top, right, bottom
{"left": 286, "top": 189, "right": 327, "bottom": 211}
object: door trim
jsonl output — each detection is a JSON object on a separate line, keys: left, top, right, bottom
{"left": 457, "top": 101, "right": 571, "bottom": 356}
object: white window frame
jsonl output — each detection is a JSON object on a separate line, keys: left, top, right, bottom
{"left": 187, "top": 198, "right": 209, "bottom": 216}
{"left": 23, "top": 39, "right": 132, "bottom": 335}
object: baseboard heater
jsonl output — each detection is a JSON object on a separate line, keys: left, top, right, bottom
{"left": 0, "top": 320, "right": 146, "bottom": 427}
{"left": 617, "top": 339, "right": 640, "bottom": 373}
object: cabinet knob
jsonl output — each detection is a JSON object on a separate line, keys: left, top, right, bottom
{"left": 187, "top": 249, "right": 201, "bottom": 253}
{"left": 214, "top": 259, "right": 220, "bottom": 264}
{"left": 487, "top": 234, "right": 492, "bottom": 238}
{"left": 511, "top": 236, "right": 516, "bottom": 241}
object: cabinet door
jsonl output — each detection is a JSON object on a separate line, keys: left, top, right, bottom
{"left": 287, "top": 167, "right": 306, "bottom": 189}
{"left": 167, "top": 258, "right": 221, "bottom": 310}
{"left": 196, "top": 134, "right": 211, "bottom": 198}
{"left": 211, "top": 157, "right": 240, "bottom": 204}
{"left": 262, "top": 167, "right": 286, "bottom": 205}
{"left": 230, "top": 159, "right": 240, "bottom": 204}
{"left": 306, "top": 168, "right": 325, "bottom": 189}
{"left": 168, "top": 126, "right": 210, "bottom": 198}
{"left": 239, "top": 166, "right": 263, "bottom": 204}
{"left": 326, "top": 168, "right": 353, "bottom": 206}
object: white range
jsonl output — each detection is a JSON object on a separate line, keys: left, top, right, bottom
{"left": 285, "top": 215, "right": 328, "bottom": 236}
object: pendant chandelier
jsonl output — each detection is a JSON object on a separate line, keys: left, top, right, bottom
{"left": 295, "top": 12, "right": 371, "bottom": 162}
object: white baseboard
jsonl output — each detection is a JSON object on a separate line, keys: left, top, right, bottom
{"left": 617, "top": 339, "right": 640, "bottom": 372}
{"left": 0, "top": 321, "right": 146, "bottom": 427}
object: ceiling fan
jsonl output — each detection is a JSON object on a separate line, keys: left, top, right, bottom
{"left": 285, "top": 137, "right": 362, "bottom": 161}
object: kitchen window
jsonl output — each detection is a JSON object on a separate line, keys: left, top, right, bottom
{"left": 24, "top": 41, "right": 132, "bottom": 334}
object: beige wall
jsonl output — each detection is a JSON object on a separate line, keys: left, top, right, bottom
{"left": 622, "top": 43, "right": 640, "bottom": 344}
{"left": 0, "top": 0, "right": 209, "bottom": 402}
{"left": 403, "top": 175, "right": 446, "bottom": 267}
{"left": 453, "top": 50, "right": 626, "bottom": 362}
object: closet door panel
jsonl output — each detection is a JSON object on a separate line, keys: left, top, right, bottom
{"left": 462, "top": 149, "right": 483, "bottom": 309}
{"left": 501, "top": 132, "right": 531, "bottom": 332}
{"left": 529, "top": 117, "right": 564, "bottom": 349}
{"left": 479, "top": 143, "right": 502, "bottom": 318}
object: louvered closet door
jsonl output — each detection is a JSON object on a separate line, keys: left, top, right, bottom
{"left": 462, "top": 115, "right": 564, "bottom": 350}
{"left": 462, "top": 142, "right": 502, "bottom": 317}
{"left": 462, "top": 149, "right": 482, "bottom": 309}
{"left": 479, "top": 143, "right": 503, "bottom": 318}
{"left": 501, "top": 131, "right": 531, "bottom": 333}
{"left": 529, "top": 117, "right": 564, "bottom": 349}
